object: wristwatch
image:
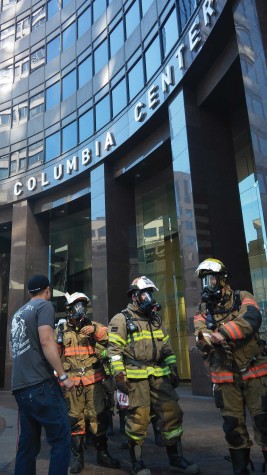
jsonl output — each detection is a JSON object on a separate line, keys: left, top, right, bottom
{"left": 59, "top": 373, "right": 68, "bottom": 382}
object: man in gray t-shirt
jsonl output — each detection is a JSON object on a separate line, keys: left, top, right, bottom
{"left": 10, "top": 274, "right": 74, "bottom": 475}
{"left": 11, "top": 298, "right": 55, "bottom": 391}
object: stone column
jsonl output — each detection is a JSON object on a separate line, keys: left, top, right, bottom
{"left": 5, "top": 200, "right": 48, "bottom": 389}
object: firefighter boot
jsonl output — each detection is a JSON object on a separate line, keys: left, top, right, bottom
{"left": 229, "top": 448, "right": 250, "bottom": 475}
{"left": 166, "top": 439, "right": 200, "bottom": 474}
{"left": 107, "top": 410, "right": 114, "bottom": 436}
{"left": 95, "top": 434, "right": 120, "bottom": 468}
{"left": 70, "top": 435, "right": 84, "bottom": 474}
{"left": 128, "top": 441, "right": 151, "bottom": 475}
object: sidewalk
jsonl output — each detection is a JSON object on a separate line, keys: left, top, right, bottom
{"left": 0, "top": 384, "right": 264, "bottom": 474}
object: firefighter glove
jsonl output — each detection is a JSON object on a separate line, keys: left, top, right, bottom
{"left": 197, "top": 331, "right": 212, "bottom": 353}
{"left": 169, "top": 365, "right": 180, "bottom": 388}
{"left": 115, "top": 372, "right": 131, "bottom": 395}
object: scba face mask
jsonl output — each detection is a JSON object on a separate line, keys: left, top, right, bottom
{"left": 201, "top": 274, "right": 223, "bottom": 304}
{"left": 71, "top": 301, "right": 87, "bottom": 319}
{"left": 201, "top": 274, "right": 220, "bottom": 294}
{"left": 138, "top": 291, "right": 155, "bottom": 313}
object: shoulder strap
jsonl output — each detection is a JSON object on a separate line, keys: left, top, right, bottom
{"left": 233, "top": 290, "right": 241, "bottom": 312}
{"left": 121, "top": 309, "right": 137, "bottom": 333}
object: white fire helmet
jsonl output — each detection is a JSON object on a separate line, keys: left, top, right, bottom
{"left": 65, "top": 292, "right": 90, "bottom": 305}
{"left": 127, "top": 276, "right": 158, "bottom": 297}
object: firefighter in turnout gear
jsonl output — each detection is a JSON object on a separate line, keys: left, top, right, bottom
{"left": 55, "top": 292, "right": 120, "bottom": 474}
{"left": 108, "top": 276, "right": 200, "bottom": 475}
{"left": 194, "top": 258, "right": 267, "bottom": 475}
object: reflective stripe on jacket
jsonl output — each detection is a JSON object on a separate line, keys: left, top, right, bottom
{"left": 107, "top": 303, "right": 176, "bottom": 379}
{"left": 194, "top": 287, "right": 267, "bottom": 383}
{"left": 54, "top": 319, "right": 107, "bottom": 386}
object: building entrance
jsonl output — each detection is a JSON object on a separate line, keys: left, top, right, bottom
{"left": 131, "top": 153, "right": 191, "bottom": 379}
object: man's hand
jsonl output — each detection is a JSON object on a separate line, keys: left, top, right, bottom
{"left": 197, "top": 331, "right": 212, "bottom": 352}
{"left": 115, "top": 372, "right": 131, "bottom": 395}
{"left": 210, "top": 329, "right": 225, "bottom": 344}
{"left": 62, "top": 378, "right": 75, "bottom": 392}
{"left": 80, "top": 325, "right": 95, "bottom": 336}
{"left": 169, "top": 365, "right": 180, "bottom": 388}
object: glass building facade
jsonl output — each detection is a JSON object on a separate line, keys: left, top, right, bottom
{"left": 1, "top": 0, "right": 267, "bottom": 394}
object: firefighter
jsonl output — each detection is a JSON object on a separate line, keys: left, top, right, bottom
{"left": 55, "top": 292, "right": 120, "bottom": 474}
{"left": 108, "top": 276, "right": 199, "bottom": 475}
{"left": 94, "top": 343, "right": 115, "bottom": 436}
{"left": 194, "top": 258, "right": 267, "bottom": 475}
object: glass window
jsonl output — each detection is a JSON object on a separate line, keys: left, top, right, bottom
{"left": 62, "top": 121, "right": 77, "bottom": 152}
{"left": 46, "top": 81, "right": 60, "bottom": 110}
{"left": 0, "top": 65, "right": 13, "bottom": 84}
{"left": 0, "top": 155, "right": 9, "bottom": 179}
{"left": 78, "top": 55, "right": 92, "bottom": 88}
{"left": 141, "top": 0, "right": 153, "bottom": 16}
{"left": 79, "top": 109, "right": 93, "bottom": 143}
{"left": 179, "top": 0, "right": 196, "bottom": 31}
{"left": 95, "top": 94, "right": 110, "bottom": 130}
{"left": 0, "top": 24, "right": 15, "bottom": 49}
{"left": 62, "top": 0, "right": 71, "bottom": 6}
{"left": 145, "top": 35, "right": 161, "bottom": 82}
{"left": 112, "top": 79, "right": 127, "bottom": 117}
{"left": 10, "top": 154, "right": 18, "bottom": 174}
{"left": 162, "top": 9, "right": 179, "bottom": 59}
{"left": 31, "top": 46, "right": 45, "bottom": 71}
{"left": 0, "top": 108, "right": 11, "bottom": 128}
{"left": 47, "top": 35, "right": 60, "bottom": 62}
{"left": 2, "top": 0, "right": 16, "bottom": 9}
{"left": 29, "top": 91, "right": 44, "bottom": 118}
{"left": 93, "top": 0, "right": 106, "bottom": 21}
{"left": 128, "top": 59, "right": 144, "bottom": 101}
{"left": 94, "top": 39, "right": 108, "bottom": 74}
{"left": 62, "top": 70, "right": 76, "bottom": 100}
{"left": 28, "top": 141, "right": 43, "bottom": 167}
{"left": 47, "top": 0, "right": 60, "bottom": 19}
{"left": 110, "top": 20, "right": 124, "bottom": 56}
{"left": 78, "top": 6, "right": 91, "bottom": 38}
{"left": 45, "top": 131, "right": 60, "bottom": 162}
{"left": 10, "top": 148, "right": 26, "bottom": 174}
{"left": 62, "top": 22, "right": 76, "bottom": 51}
{"left": 49, "top": 200, "right": 92, "bottom": 315}
{"left": 16, "top": 16, "right": 30, "bottom": 40}
{"left": 125, "top": 1, "right": 140, "bottom": 39}
{"left": 32, "top": 6, "right": 46, "bottom": 30}
{"left": 14, "top": 57, "right": 29, "bottom": 81}
{"left": 12, "top": 102, "right": 28, "bottom": 126}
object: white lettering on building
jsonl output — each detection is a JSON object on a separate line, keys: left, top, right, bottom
{"left": 66, "top": 156, "right": 78, "bottom": 175}
{"left": 54, "top": 164, "right": 63, "bottom": 180}
{"left": 135, "top": 2, "right": 217, "bottom": 122}
{"left": 12, "top": 1, "right": 218, "bottom": 198}
{"left": 203, "top": 0, "right": 215, "bottom": 26}
{"left": 104, "top": 132, "right": 115, "bottom": 151}
{"left": 13, "top": 132, "right": 114, "bottom": 196}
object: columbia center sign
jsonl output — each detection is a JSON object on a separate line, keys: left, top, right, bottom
{"left": 13, "top": 0, "right": 224, "bottom": 198}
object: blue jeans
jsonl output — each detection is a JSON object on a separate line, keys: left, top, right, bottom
{"left": 13, "top": 378, "right": 71, "bottom": 475}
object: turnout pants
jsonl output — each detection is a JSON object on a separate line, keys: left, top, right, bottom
{"left": 65, "top": 380, "right": 108, "bottom": 436}
{"left": 214, "top": 374, "right": 267, "bottom": 448}
{"left": 125, "top": 375, "right": 183, "bottom": 446}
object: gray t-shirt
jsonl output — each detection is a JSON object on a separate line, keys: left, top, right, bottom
{"left": 10, "top": 298, "right": 55, "bottom": 391}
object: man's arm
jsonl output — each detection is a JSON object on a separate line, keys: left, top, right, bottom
{"left": 38, "top": 325, "right": 74, "bottom": 391}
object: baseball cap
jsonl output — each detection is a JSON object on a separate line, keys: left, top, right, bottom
{"left": 27, "top": 275, "right": 50, "bottom": 293}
